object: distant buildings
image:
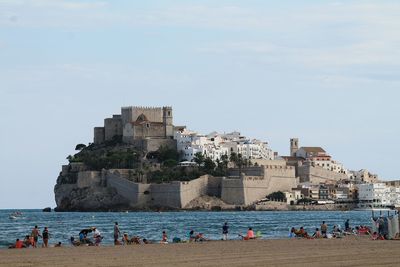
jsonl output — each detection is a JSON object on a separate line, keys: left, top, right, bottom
{"left": 174, "top": 128, "right": 274, "bottom": 162}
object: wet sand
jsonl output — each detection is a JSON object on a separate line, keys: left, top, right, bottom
{"left": 1, "top": 237, "right": 399, "bottom": 267}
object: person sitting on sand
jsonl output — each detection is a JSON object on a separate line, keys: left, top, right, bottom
{"left": 295, "top": 227, "right": 309, "bottom": 238}
{"left": 9, "top": 239, "right": 25, "bottom": 249}
{"left": 312, "top": 228, "right": 322, "bottom": 239}
{"left": 54, "top": 242, "right": 62, "bottom": 247}
{"left": 130, "top": 236, "right": 141, "bottom": 244}
{"left": 289, "top": 227, "right": 297, "bottom": 238}
{"left": 122, "top": 233, "right": 131, "bottom": 245}
{"left": 371, "top": 232, "right": 384, "bottom": 240}
{"left": 23, "top": 235, "right": 31, "bottom": 248}
{"left": 161, "top": 231, "right": 168, "bottom": 244}
{"left": 239, "top": 227, "right": 256, "bottom": 240}
{"left": 188, "top": 230, "right": 196, "bottom": 242}
{"left": 195, "top": 233, "right": 209, "bottom": 242}
{"left": 142, "top": 238, "right": 151, "bottom": 244}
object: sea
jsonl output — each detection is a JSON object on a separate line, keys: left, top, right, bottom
{"left": 0, "top": 209, "right": 377, "bottom": 248}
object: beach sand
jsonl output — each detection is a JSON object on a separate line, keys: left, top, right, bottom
{"left": 1, "top": 237, "right": 399, "bottom": 267}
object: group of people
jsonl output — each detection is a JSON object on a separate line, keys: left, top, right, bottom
{"left": 14, "top": 219, "right": 381, "bottom": 249}
{"left": 9, "top": 225, "right": 60, "bottom": 249}
{"left": 290, "top": 220, "right": 373, "bottom": 239}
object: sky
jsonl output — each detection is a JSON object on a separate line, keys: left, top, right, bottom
{"left": 1, "top": 0, "right": 400, "bottom": 209}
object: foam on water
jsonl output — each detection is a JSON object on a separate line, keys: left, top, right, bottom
{"left": 0, "top": 210, "right": 372, "bottom": 248}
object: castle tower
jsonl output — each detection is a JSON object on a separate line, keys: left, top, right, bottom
{"left": 163, "top": 106, "right": 173, "bottom": 137}
{"left": 290, "top": 138, "right": 299, "bottom": 157}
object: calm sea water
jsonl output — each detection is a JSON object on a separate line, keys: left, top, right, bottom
{"left": 0, "top": 210, "right": 374, "bottom": 248}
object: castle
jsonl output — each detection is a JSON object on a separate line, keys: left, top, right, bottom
{"left": 93, "top": 106, "right": 178, "bottom": 151}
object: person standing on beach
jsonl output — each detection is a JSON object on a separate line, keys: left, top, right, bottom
{"left": 31, "top": 225, "right": 42, "bottom": 248}
{"left": 222, "top": 222, "right": 229, "bottom": 240}
{"left": 345, "top": 219, "right": 350, "bottom": 231}
{"left": 114, "top": 222, "right": 121, "bottom": 245}
{"left": 42, "top": 227, "right": 49, "bottom": 248}
{"left": 320, "top": 221, "right": 328, "bottom": 238}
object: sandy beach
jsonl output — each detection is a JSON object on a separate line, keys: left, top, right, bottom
{"left": 1, "top": 237, "right": 399, "bottom": 267}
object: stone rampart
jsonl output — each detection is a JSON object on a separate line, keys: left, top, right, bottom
{"left": 222, "top": 165, "right": 298, "bottom": 205}
{"left": 298, "top": 165, "right": 347, "bottom": 183}
{"left": 106, "top": 171, "right": 151, "bottom": 206}
{"left": 77, "top": 171, "right": 101, "bottom": 188}
{"left": 180, "top": 175, "right": 210, "bottom": 208}
{"left": 221, "top": 178, "right": 245, "bottom": 205}
{"left": 207, "top": 176, "right": 223, "bottom": 197}
{"left": 150, "top": 182, "right": 182, "bottom": 208}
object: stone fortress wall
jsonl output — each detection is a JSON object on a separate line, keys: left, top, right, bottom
{"left": 66, "top": 160, "right": 298, "bottom": 209}
{"left": 68, "top": 165, "right": 296, "bottom": 209}
{"left": 298, "top": 164, "right": 348, "bottom": 184}
{"left": 221, "top": 165, "right": 298, "bottom": 205}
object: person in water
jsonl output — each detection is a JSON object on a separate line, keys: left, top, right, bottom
{"left": 222, "top": 222, "right": 229, "bottom": 241}
{"left": 31, "top": 225, "right": 42, "bottom": 248}
{"left": 114, "top": 222, "right": 121, "bottom": 245}
{"left": 42, "top": 227, "right": 49, "bottom": 248}
{"left": 320, "top": 221, "right": 328, "bottom": 238}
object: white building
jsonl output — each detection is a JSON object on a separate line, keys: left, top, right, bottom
{"left": 174, "top": 128, "right": 274, "bottom": 162}
{"left": 295, "top": 147, "right": 348, "bottom": 175}
{"left": 349, "top": 169, "right": 378, "bottom": 184}
{"left": 357, "top": 183, "right": 392, "bottom": 208}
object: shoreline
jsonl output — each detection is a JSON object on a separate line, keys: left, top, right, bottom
{"left": 1, "top": 238, "right": 400, "bottom": 267}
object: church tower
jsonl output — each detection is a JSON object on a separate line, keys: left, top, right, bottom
{"left": 290, "top": 138, "right": 299, "bottom": 157}
{"left": 163, "top": 106, "right": 173, "bottom": 137}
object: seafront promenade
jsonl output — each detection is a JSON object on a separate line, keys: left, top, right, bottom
{"left": 1, "top": 238, "right": 399, "bottom": 267}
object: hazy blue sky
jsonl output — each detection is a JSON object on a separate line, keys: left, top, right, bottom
{"left": 1, "top": 0, "right": 399, "bottom": 209}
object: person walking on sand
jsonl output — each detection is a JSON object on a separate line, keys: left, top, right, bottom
{"left": 222, "top": 222, "right": 229, "bottom": 240}
{"left": 321, "top": 221, "right": 328, "bottom": 238}
{"left": 114, "top": 222, "right": 121, "bottom": 245}
{"left": 42, "top": 227, "right": 49, "bottom": 247}
{"left": 31, "top": 225, "right": 42, "bottom": 248}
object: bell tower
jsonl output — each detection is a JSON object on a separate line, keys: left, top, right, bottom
{"left": 290, "top": 138, "right": 299, "bottom": 157}
{"left": 163, "top": 106, "right": 173, "bottom": 137}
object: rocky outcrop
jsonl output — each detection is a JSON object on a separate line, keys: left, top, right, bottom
{"left": 54, "top": 183, "right": 130, "bottom": 211}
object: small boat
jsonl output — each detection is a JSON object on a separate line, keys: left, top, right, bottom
{"left": 9, "top": 211, "right": 23, "bottom": 220}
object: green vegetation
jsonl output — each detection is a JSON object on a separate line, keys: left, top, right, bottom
{"left": 65, "top": 139, "right": 256, "bottom": 184}
{"left": 68, "top": 145, "right": 141, "bottom": 171}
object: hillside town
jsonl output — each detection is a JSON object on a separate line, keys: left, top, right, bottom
{"left": 55, "top": 106, "right": 399, "bottom": 211}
